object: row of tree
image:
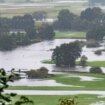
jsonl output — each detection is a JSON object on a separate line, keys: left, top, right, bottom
{"left": 54, "top": 7, "right": 105, "bottom": 31}
{"left": 0, "top": 15, "right": 55, "bottom": 50}
{"left": 53, "top": 7, "right": 105, "bottom": 41}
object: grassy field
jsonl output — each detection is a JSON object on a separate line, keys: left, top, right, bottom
{"left": 0, "top": 1, "right": 87, "bottom": 18}
{"left": 11, "top": 94, "right": 105, "bottom": 105}
{"left": 55, "top": 31, "right": 86, "bottom": 39}
{"left": 87, "top": 61, "right": 105, "bottom": 67}
{"left": 8, "top": 72, "right": 105, "bottom": 90}
{"left": 1, "top": 1, "right": 105, "bottom": 18}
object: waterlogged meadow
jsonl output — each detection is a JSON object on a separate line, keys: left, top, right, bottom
{"left": 7, "top": 72, "right": 105, "bottom": 91}
{"left": 1, "top": 0, "right": 105, "bottom": 105}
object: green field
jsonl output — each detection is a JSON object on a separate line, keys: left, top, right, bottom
{"left": 11, "top": 94, "right": 105, "bottom": 105}
{"left": 87, "top": 61, "right": 105, "bottom": 67}
{"left": 55, "top": 31, "right": 86, "bottom": 39}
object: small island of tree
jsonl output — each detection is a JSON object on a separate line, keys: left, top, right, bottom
{"left": 52, "top": 41, "right": 82, "bottom": 67}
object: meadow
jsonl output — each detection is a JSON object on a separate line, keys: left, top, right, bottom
{"left": 55, "top": 31, "right": 86, "bottom": 39}
{"left": 11, "top": 94, "right": 105, "bottom": 105}
{"left": 0, "top": 1, "right": 87, "bottom": 18}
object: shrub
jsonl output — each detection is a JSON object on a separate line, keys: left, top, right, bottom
{"left": 89, "top": 67, "right": 102, "bottom": 73}
{"left": 11, "top": 73, "right": 21, "bottom": 80}
{"left": 86, "top": 40, "right": 100, "bottom": 48}
{"left": 94, "top": 50, "right": 102, "bottom": 55}
{"left": 26, "top": 67, "right": 52, "bottom": 79}
{"left": 58, "top": 96, "right": 78, "bottom": 105}
{"left": 79, "top": 55, "right": 88, "bottom": 67}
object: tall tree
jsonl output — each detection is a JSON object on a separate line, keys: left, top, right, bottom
{"left": 0, "top": 68, "right": 34, "bottom": 105}
{"left": 86, "top": 25, "right": 105, "bottom": 41}
{"left": 38, "top": 24, "right": 55, "bottom": 39}
{"left": 80, "top": 7, "right": 103, "bottom": 21}
{"left": 52, "top": 41, "right": 82, "bottom": 67}
{"left": 54, "top": 9, "right": 76, "bottom": 31}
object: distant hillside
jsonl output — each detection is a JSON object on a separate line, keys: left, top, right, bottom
{"left": 0, "top": 0, "right": 86, "bottom": 3}
{"left": 0, "top": 0, "right": 32, "bottom": 3}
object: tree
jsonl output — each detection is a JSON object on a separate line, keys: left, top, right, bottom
{"left": 26, "top": 28, "right": 36, "bottom": 39}
{"left": 79, "top": 55, "right": 88, "bottom": 67}
{"left": 52, "top": 41, "right": 82, "bottom": 67}
{"left": 32, "top": 11, "right": 47, "bottom": 20}
{"left": 86, "top": 25, "right": 105, "bottom": 41}
{"left": 54, "top": 9, "right": 76, "bottom": 31}
{"left": 14, "top": 96, "right": 33, "bottom": 105}
{"left": 26, "top": 67, "right": 50, "bottom": 79}
{"left": 89, "top": 67, "right": 102, "bottom": 73}
{"left": 0, "top": 68, "right": 34, "bottom": 105}
{"left": 38, "top": 24, "right": 55, "bottom": 39}
{"left": 80, "top": 7, "right": 103, "bottom": 22}
{"left": 0, "top": 68, "right": 16, "bottom": 105}
{"left": 71, "top": 17, "right": 91, "bottom": 31}
{"left": 0, "top": 35, "right": 16, "bottom": 50}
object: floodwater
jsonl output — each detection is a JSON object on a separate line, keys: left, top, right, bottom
{"left": 0, "top": 39, "right": 105, "bottom": 72}
{"left": 8, "top": 78, "right": 82, "bottom": 87}
{"left": 4, "top": 90, "right": 105, "bottom": 95}
{"left": 0, "top": 38, "right": 105, "bottom": 87}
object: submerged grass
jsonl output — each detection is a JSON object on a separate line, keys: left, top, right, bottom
{"left": 8, "top": 72, "right": 105, "bottom": 90}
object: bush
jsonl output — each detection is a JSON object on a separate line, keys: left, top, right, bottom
{"left": 26, "top": 67, "right": 52, "bottom": 79}
{"left": 86, "top": 40, "right": 100, "bottom": 48}
{"left": 58, "top": 96, "right": 78, "bottom": 105}
{"left": 11, "top": 73, "right": 21, "bottom": 80}
{"left": 89, "top": 67, "right": 102, "bottom": 73}
{"left": 79, "top": 55, "right": 88, "bottom": 67}
{"left": 94, "top": 50, "right": 102, "bottom": 55}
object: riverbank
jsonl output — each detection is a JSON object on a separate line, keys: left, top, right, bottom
{"left": 42, "top": 60, "right": 105, "bottom": 67}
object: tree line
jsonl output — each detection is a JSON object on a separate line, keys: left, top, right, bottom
{"left": 53, "top": 7, "right": 105, "bottom": 41}
{"left": 0, "top": 15, "right": 55, "bottom": 50}
{"left": 0, "top": 7, "right": 105, "bottom": 50}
